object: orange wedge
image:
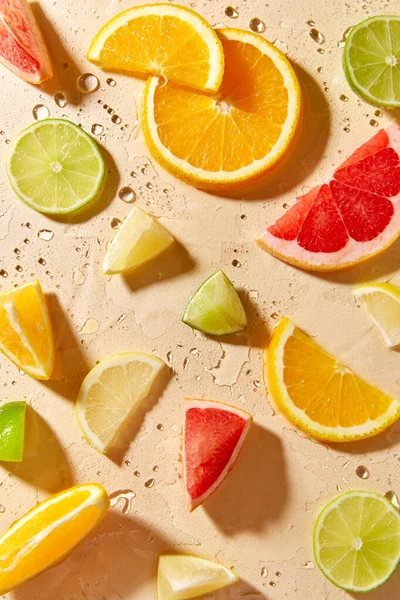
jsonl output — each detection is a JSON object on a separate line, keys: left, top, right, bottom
{"left": 87, "top": 3, "right": 224, "bottom": 92}
{"left": 267, "top": 317, "right": 400, "bottom": 442}
{"left": 0, "top": 483, "right": 109, "bottom": 595}
{"left": 0, "top": 280, "right": 54, "bottom": 379}
{"left": 142, "top": 27, "right": 302, "bottom": 190}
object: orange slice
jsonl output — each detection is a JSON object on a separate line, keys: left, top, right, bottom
{"left": 267, "top": 317, "right": 400, "bottom": 442}
{"left": 87, "top": 3, "right": 224, "bottom": 92}
{"left": 0, "top": 280, "right": 54, "bottom": 379}
{"left": 0, "top": 483, "right": 109, "bottom": 595}
{"left": 142, "top": 27, "right": 302, "bottom": 190}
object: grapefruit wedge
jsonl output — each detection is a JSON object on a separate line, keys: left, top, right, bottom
{"left": 0, "top": 0, "right": 52, "bottom": 84}
{"left": 183, "top": 398, "right": 252, "bottom": 511}
{"left": 258, "top": 121, "right": 400, "bottom": 271}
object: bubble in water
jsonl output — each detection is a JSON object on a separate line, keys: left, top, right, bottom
{"left": 225, "top": 6, "right": 239, "bottom": 18}
{"left": 111, "top": 217, "right": 122, "bottom": 229}
{"left": 306, "top": 19, "right": 315, "bottom": 26}
{"left": 38, "top": 229, "right": 54, "bottom": 241}
{"left": 356, "top": 465, "right": 370, "bottom": 479}
{"left": 106, "top": 78, "right": 117, "bottom": 87}
{"left": 91, "top": 123, "right": 104, "bottom": 136}
{"left": 32, "top": 104, "right": 49, "bottom": 120}
{"left": 111, "top": 114, "right": 122, "bottom": 124}
{"left": 77, "top": 73, "right": 100, "bottom": 93}
{"left": 385, "top": 490, "right": 400, "bottom": 509}
{"left": 309, "top": 28, "right": 325, "bottom": 44}
{"left": 249, "top": 17, "right": 266, "bottom": 33}
{"left": 79, "top": 318, "right": 99, "bottom": 335}
{"left": 109, "top": 489, "right": 136, "bottom": 515}
{"left": 340, "top": 94, "right": 349, "bottom": 102}
{"left": 118, "top": 186, "right": 136, "bottom": 203}
{"left": 261, "top": 566, "right": 268, "bottom": 578}
{"left": 369, "top": 119, "right": 379, "bottom": 127}
{"left": 145, "top": 478, "right": 155, "bottom": 488}
{"left": 54, "top": 92, "right": 67, "bottom": 108}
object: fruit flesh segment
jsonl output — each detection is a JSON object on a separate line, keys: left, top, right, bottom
{"left": 154, "top": 37, "right": 287, "bottom": 172}
{"left": 0, "top": 402, "right": 26, "bottom": 462}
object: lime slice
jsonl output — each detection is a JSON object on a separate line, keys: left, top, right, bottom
{"left": 314, "top": 491, "right": 400, "bottom": 592}
{"left": 6, "top": 118, "right": 105, "bottom": 215}
{"left": 0, "top": 402, "right": 26, "bottom": 462}
{"left": 182, "top": 270, "right": 247, "bottom": 336}
{"left": 353, "top": 282, "right": 400, "bottom": 347}
{"left": 103, "top": 206, "right": 174, "bottom": 274}
{"left": 343, "top": 16, "right": 400, "bottom": 108}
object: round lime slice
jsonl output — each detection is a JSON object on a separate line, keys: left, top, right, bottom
{"left": 314, "top": 490, "right": 400, "bottom": 593}
{"left": 0, "top": 401, "right": 26, "bottom": 462}
{"left": 6, "top": 118, "right": 105, "bottom": 215}
{"left": 182, "top": 270, "right": 247, "bottom": 336}
{"left": 343, "top": 15, "right": 400, "bottom": 108}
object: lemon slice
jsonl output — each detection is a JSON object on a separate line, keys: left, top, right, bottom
{"left": 353, "top": 282, "right": 400, "bottom": 348}
{"left": 157, "top": 555, "right": 238, "bottom": 600}
{"left": 76, "top": 352, "right": 165, "bottom": 453}
{"left": 314, "top": 491, "right": 400, "bottom": 592}
{"left": 103, "top": 206, "right": 174, "bottom": 275}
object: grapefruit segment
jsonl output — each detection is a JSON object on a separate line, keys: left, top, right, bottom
{"left": 0, "top": 0, "right": 52, "bottom": 84}
{"left": 258, "top": 121, "right": 400, "bottom": 270}
{"left": 183, "top": 398, "right": 252, "bottom": 511}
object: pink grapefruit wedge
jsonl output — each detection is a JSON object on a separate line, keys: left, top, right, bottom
{"left": 257, "top": 121, "right": 400, "bottom": 271}
{"left": 0, "top": 0, "right": 52, "bottom": 84}
{"left": 183, "top": 398, "right": 252, "bottom": 512}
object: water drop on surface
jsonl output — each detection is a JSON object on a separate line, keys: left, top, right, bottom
{"left": 134, "top": 470, "right": 140, "bottom": 477}
{"left": 0, "top": 505, "right": 5, "bottom": 513}
{"left": 153, "top": 465, "right": 159, "bottom": 472}
{"left": 118, "top": 186, "right": 136, "bottom": 203}
{"left": 54, "top": 92, "right": 67, "bottom": 108}
{"left": 111, "top": 217, "right": 122, "bottom": 229}
{"left": 107, "top": 107, "right": 114, "bottom": 115}
{"left": 106, "top": 77, "right": 116, "bottom": 87}
{"left": 13, "top": 248, "right": 20, "bottom": 255}
{"left": 118, "top": 313, "right": 127, "bottom": 323}
{"left": 145, "top": 478, "right": 155, "bottom": 488}
{"left": 317, "top": 48, "right": 325, "bottom": 54}
{"left": 38, "top": 229, "right": 54, "bottom": 242}
{"left": 317, "top": 66, "right": 323, "bottom": 73}
{"left": 275, "top": 572, "right": 281, "bottom": 577}
{"left": 91, "top": 123, "right": 104, "bottom": 136}
{"left": 77, "top": 73, "right": 100, "bottom": 93}
{"left": 356, "top": 465, "right": 370, "bottom": 479}
{"left": 269, "top": 581, "right": 276, "bottom": 587}
{"left": 73, "top": 267, "right": 86, "bottom": 286}
{"left": 111, "top": 114, "right": 122, "bottom": 124}
{"left": 369, "top": 119, "right": 378, "bottom": 127}
{"left": 124, "top": 459, "right": 131, "bottom": 466}
{"left": 109, "top": 489, "right": 136, "bottom": 515}
{"left": 302, "top": 561, "right": 315, "bottom": 569}
{"left": 309, "top": 28, "right": 325, "bottom": 44}
{"left": 15, "top": 265, "right": 22, "bottom": 272}
{"left": 340, "top": 94, "right": 348, "bottom": 102}
{"left": 271, "top": 312, "right": 279, "bottom": 319}
{"left": 249, "top": 18, "right": 266, "bottom": 33}
{"left": 32, "top": 104, "right": 49, "bottom": 120}
{"left": 375, "top": 109, "right": 383, "bottom": 117}
{"left": 306, "top": 19, "right": 315, "bottom": 26}
{"left": 385, "top": 490, "right": 400, "bottom": 509}
{"left": 232, "top": 259, "right": 240, "bottom": 267}
{"left": 261, "top": 566, "right": 268, "bottom": 578}
{"left": 343, "top": 126, "right": 350, "bottom": 132}
{"left": 79, "top": 318, "right": 99, "bottom": 335}
{"left": 240, "top": 214, "right": 247, "bottom": 219}
{"left": 38, "top": 257, "right": 46, "bottom": 265}
{"left": 337, "top": 26, "right": 352, "bottom": 48}
{"left": 157, "top": 423, "right": 164, "bottom": 431}
{"left": 283, "top": 202, "right": 289, "bottom": 209}
{"left": 225, "top": 6, "right": 239, "bottom": 18}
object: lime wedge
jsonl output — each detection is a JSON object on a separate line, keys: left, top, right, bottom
{"left": 0, "top": 402, "right": 26, "bottom": 462}
{"left": 314, "top": 491, "right": 400, "bottom": 592}
{"left": 353, "top": 282, "right": 400, "bottom": 347}
{"left": 343, "top": 16, "right": 400, "bottom": 107}
{"left": 182, "top": 270, "right": 247, "bottom": 336}
{"left": 6, "top": 119, "right": 105, "bottom": 215}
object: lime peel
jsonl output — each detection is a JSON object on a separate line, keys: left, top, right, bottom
{"left": 0, "top": 402, "right": 26, "bottom": 462}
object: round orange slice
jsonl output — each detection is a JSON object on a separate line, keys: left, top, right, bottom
{"left": 142, "top": 28, "right": 302, "bottom": 190}
{"left": 87, "top": 3, "right": 224, "bottom": 93}
{"left": 0, "top": 483, "right": 109, "bottom": 595}
{"left": 267, "top": 317, "right": 400, "bottom": 442}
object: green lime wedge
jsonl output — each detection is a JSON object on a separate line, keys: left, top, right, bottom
{"left": 182, "top": 270, "right": 247, "bottom": 336}
{"left": 0, "top": 402, "right": 26, "bottom": 462}
{"left": 6, "top": 118, "right": 105, "bottom": 215}
{"left": 314, "top": 490, "right": 400, "bottom": 593}
{"left": 343, "top": 15, "right": 400, "bottom": 108}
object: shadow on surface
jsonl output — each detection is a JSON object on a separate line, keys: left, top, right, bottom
{"left": 206, "top": 424, "right": 287, "bottom": 534}
{"left": 41, "top": 294, "right": 90, "bottom": 401}
{"left": 1, "top": 406, "right": 74, "bottom": 493}
{"left": 107, "top": 366, "right": 172, "bottom": 465}
{"left": 328, "top": 417, "right": 400, "bottom": 454}
{"left": 123, "top": 239, "right": 195, "bottom": 292}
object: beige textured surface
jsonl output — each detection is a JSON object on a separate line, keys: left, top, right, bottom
{"left": 0, "top": 0, "right": 399, "bottom": 598}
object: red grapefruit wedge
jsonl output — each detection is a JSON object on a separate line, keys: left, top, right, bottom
{"left": 0, "top": 0, "right": 52, "bottom": 84}
{"left": 257, "top": 121, "right": 400, "bottom": 271}
{"left": 183, "top": 398, "right": 252, "bottom": 512}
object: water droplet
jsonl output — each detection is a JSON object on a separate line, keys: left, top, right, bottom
{"left": 38, "top": 229, "right": 54, "bottom": 242}
{"left": 309, "top": 28, "right": 325, "bottom": 44}
{"left": 249, "top": 17, "right": 266, "bottom": 33}
{"left": 253, "top": 380, "right": 261, "bottom": 388}
{"left": 118, "top": 313, "right": 127, "bottom": 323}
{"left": 369, "top": 119, "right": 379, "bottom": 127}
{"left": 38, "top": 257, "right": 46, "bottom": 265}
{"left": 109, "top": 489, "right": 136, "bottom": 515}
{"left": 166, "top": 350, "right": 173, "bottom": 365}
{"left": 269, "top": 581, "right": 276, "bottom": 588}
{"left": 157, "top": 423, "right": 164, "bottom": 431}
{"left": 32, "top": 104, "right": 49, "bottom": 120}
{"left": 337, "top": 26, "right": 352, "bottom": 48}
{"left": 118, "top": 186, "right": 136, "bottom": 203}
{"left": 240, "top": 214, "right": 247, "bottom": 219}
{"left": 131, "top": 171, "right": 137, "bottom": 178}
{"left": 145, "top": 478, "right": 155, "bottom": 488}
{"left": 54, "top": 92, "right": 67, "bottom": 108}
{"left": 91, "top": 123, "right": 104, "bottom": 136}
{"left": 271, "top": 312, "right": 279, "bottom": 319}
{"left": 317, "top": 66, "right": 323, "bottom": 73}
{"left": 356, "top": 465, "right": 370, "bottom": 479}
{"left": 232, "top": 259, "right": 240, "bottom": 267}
{"left": 375, "top": 109, "right": 383, "bottom": 117}
{"left": 275, "top": 571, "right": 281, "bottom": 577}
{"left": 111, "top": 114, "right": 122, "bottom": 124}
{"left": 77, "top": 73, "right": 99, "bottom": 93}
{"left": 317, "top": 48, "right": 325, "bottom": 54}
{"left": 134, "top": 470, "right": 140, "bottom": 477}
{"left": 106, "top": 78, "right": 116, "bottom": 87}
{"left": 0, "top": 505, "right": 5, "bottom": 513}
{"left": 225, "top": 6, "right": 239, "bottom": 18}
{"left": 283, "top": 203, "right": 289, "bottom": 209}
{"left": 306, "top": 19, "right": 315, "bottom": 26}
{"left": 141, "top": 167, "right": 147, "bottom": 175}
{"left": 261, "top": 566, "right": 268, "bottom": 578}
{"left": 302, "top": 561, "right": 315, "bottom": 570}
{"left": 385, "top": 490, "right": 400, "bottom": 509}
{"left": 13, "top": 248, "right": 20, "bottom": 255}
{"left": 153, "top": 465, "right": 159, "bottom": 472}
{"left": 183, "top": 357, "right": 190, "bottom": 370}
{"left": 107, "top": 107, "right": 114, "bottom": 115}
{"left": 340, "top": 94, "right": 348, "bottom": 102}
{"left": 73, "top": 267, "right": 86, "bottom": 286}
{"left": 15, "top": 265, "right": 23, "bottom": 272}
{"left": 111, "top": 217, "right": 122, "bottom": 229}
{"left": 343, "top": 126, "right": 350, "bottom": 132}
{"left": 124, "top": 459, "right": 131, "bottom": 466}
{"left": 79, "top": 318, "right": 99, "bottom": 335}
{"left": 146, "top": 182, "right": 153, "bottom": 190}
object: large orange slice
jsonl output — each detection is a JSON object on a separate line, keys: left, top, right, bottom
{"left": 87, "top": 3, "right": 224, "bottom": 93}
{"left": 0, "top": 483, "right": 109, "bottom": 595}
{"left": 267, "top": 317, "right": 400, "bottom": 442}
{"left": 258, "top": 121, "right": 400, "bottom": 271}
{"left": 142, "top": 28, "right": 302, "bottom": 190}
{"left": 0, "top": 0, "right": 52, "bottom": 84}
{"left": 0, "top": 280, "right": 54, "bottom": 379}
